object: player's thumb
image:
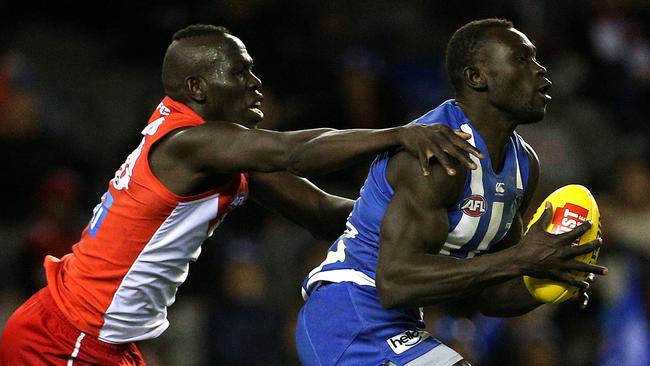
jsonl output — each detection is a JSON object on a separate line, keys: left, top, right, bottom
{"left": 536, "top": 202, "right": 553, "bottom": 230}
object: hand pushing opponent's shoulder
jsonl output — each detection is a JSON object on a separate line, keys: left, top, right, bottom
{"left": 397, "top": 123, "right": 482, "bottom": 176}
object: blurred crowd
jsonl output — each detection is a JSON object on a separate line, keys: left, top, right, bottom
{"left": 0, "top": 1, "right": 649, "bottom": 365}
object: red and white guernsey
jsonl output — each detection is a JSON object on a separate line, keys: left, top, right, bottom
{"left": 44, "top": 97, "right": 249, "bottom": 343}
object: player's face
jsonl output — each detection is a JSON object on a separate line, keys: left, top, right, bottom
{"left": 481, "top": 28, "right": 552, "bottom": 124}
{"left": 203, "top": 35, "right": 264, "bottom": 127}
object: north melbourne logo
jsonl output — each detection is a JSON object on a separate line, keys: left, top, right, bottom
{"left": 387, "top": 330, "right": 431, "bottom": 355}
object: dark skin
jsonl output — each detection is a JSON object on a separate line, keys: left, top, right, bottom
{"left": 149, "top": 32, "right": 484, "bottom": 240}
{"left": 375, "top": 26, "right": 607, "bottom": 330}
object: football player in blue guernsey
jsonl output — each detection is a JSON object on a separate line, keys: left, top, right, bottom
{"left": 296, "top": 18, "right": 608, "bottom": 366}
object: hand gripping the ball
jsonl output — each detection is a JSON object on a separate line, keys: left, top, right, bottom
{"left": 515, "top": 202, "right": 608, "bottom": 293}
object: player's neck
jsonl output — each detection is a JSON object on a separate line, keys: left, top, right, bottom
{"left": 455, "top": 98, "right": 515, "bottom": 172}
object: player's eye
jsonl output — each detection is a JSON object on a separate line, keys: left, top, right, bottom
{"left": 234, "top": 65, "right": 252, "bottom": 78}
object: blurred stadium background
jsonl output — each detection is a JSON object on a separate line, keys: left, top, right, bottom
{"left": 0, "top": 1, "right": 648, "bottom": 365}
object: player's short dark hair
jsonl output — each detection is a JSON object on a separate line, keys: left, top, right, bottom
{"left": 445, "top": 18, "right": 513, "bottom": 94}
{"left": 171, "top": 24, "right": 231, "bottom": 41}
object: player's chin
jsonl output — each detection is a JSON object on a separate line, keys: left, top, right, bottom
{"left": 242, "top": 108, "right": 264, "bottom": 127}
{"left": 527, "top": 98, "right": 550, "bottom": 121}
{"left": 518, "top": 107, "right": 546, "bottom": 125}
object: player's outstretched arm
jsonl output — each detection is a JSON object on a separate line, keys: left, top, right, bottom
{"left": 162, "top": 121, "right": 481, "bottom": 178}
{"left": 249, "top": 171, "right": 354, "bottom": 241}
{"left": 375, "top": 151, "right": 606, "bottom": 310}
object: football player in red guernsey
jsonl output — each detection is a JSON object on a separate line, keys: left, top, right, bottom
{"left": 0, "top": 25, "right": 482, "bottom": 365}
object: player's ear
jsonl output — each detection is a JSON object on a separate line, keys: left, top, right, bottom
{"left": 186, "top": 76, "right": 207, "bottom": 102}
{"left": 463, "top": 66, "right": 487, "bottom": 91}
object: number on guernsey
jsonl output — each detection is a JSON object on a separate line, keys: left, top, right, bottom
{"left": 89, "top": 191, "right": 114, "bottom": 237}
{"left": 308, "top": 221, "right": 358, "bottom": 277}
{"left": 113, "top": 117, "right": 165, "bottom": 190}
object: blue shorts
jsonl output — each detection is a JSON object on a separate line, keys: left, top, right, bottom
{"left": 296, "top": 282, "right": 462, "bottom": 366}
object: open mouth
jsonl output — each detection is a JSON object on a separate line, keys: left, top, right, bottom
{"left": 248, "top": 94, "right": 264, "bottom": 110}
{"left": 247, "top": 98, "right": 262, "bottom": 110}
{"left": 537, "top": 83, "right": 552, "bottom": 101}
{"left": 247, "top": 98, "right": 264, "bottom": 119}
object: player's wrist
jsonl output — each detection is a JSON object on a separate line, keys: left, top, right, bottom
{"left": 496, "top": 245, "right": 530, "bottom": 277}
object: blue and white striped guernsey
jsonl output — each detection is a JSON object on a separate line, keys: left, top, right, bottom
{"left": 302, "top": 99, "right": 530, "bottom": 299}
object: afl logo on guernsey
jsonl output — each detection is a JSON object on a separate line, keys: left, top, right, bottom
{"left": 461, "top": 195, "right": 487, "bottom": 217}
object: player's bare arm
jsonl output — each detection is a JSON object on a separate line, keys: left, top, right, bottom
{"left": 473, "top": 214, "right": 544, "bottom": 317}
{"left": 247, "top": 135, "right": 479, "bottom": 242}
{"left": 375, "top": 151, "right": 606, "bottom": 310}
{"left": 249, "top": 171, "right": 354, "bottom": 241}
{"left": 150, "top": 121, "right": 481, "bottom": 196}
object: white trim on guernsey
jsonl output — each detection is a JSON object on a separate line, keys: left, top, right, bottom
{"left": 474, "top": 201, "right": 505, "bottom": 254}
{"left": 302, "top": 269, "right": 376, "bottom": 299}
{"left": 67, "top": 332, "right": 85, "bottom": 366}
{"left": 442, "top": 123, "right": 482, "bottom": 255}
{"left": 514, "top": 139, "right": 523, "bottom": 190}
{"left": 384, "top": 343, "right": 464, "bottom": 366}
{"left": 99, "top": 193, "right": 221, "bottom": 343}
{"left": 471, "top": 141, "right": 523, "bottom": 255}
